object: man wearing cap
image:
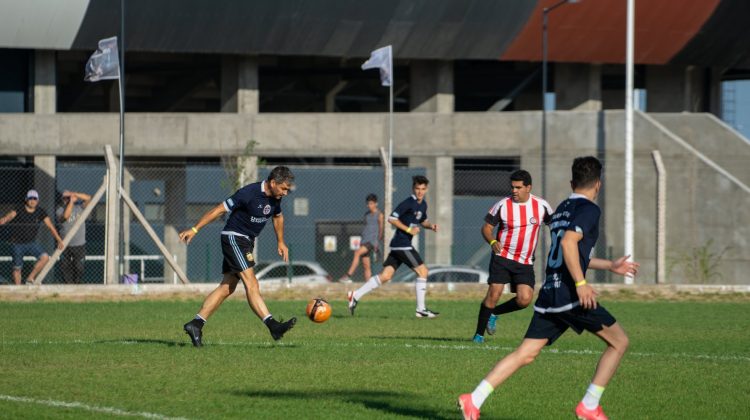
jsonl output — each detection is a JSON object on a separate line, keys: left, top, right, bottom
{"left": 0, "top": 189, "right": 64, "bottom": 285}
{"left": 56, "top": 190, "right": 92, "bottom": 284}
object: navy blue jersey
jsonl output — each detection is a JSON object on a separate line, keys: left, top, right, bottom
{"left": 222, "top": 181, "right": 282, "bottom": 238}
{"left": 534, "top": 194, "right": 600, "bottom": 313}
{"left": 388, "top": 195, "right": 428, "bottom": 250}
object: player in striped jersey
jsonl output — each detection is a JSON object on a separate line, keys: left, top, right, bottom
{"left": 472, "top": 170, "right": 553, "bottom": 343}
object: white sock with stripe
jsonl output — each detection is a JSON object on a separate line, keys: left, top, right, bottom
{"left": 415, "top": 278, "right": 427, "bottom": 311}
{"left": 582, "top": 383, "right": 605, "bottom": 409}
{"left": 470, "top": 379, "right": 494, "bottom": 408}
{"left": 353, "top": 275, "right": 381, "bottom": 301}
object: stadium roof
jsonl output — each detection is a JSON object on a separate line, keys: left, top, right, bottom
{"left": 1, "top": 0, "right": 749, "bottom": 69}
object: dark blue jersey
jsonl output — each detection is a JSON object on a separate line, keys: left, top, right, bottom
{"left": 534, "top": 194, "right": 600, "bottom": 313}
{"left": 388, "top": 195, "right": 428, "bottom": 250}
{"left": 222, "top": 181, "right": 282, "bottom": 238}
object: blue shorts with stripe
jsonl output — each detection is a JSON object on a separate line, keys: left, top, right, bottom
{"left": 221, "top": 234, "right": 256, "bottom": 274}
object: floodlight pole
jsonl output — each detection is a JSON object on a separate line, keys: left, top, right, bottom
{"left": 624, "top": 0, "right": 635, "bottom": 284}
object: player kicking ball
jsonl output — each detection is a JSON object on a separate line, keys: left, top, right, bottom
{"left": 179, "top": 166, "right": 298, "bottom": 347}
{"left": 347, "top": 175, "right": 439, "bottom": 318}
{"left": 458, "top": 157, "right": 639, "bottom": 420}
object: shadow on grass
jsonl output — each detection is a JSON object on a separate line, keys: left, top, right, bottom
{"left": 231, "top": 389, "right": 455, "bottom": 419}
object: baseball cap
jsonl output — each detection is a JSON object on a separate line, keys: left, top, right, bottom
{"left": 26, "top": 189, "right": 39, "bottom": 200}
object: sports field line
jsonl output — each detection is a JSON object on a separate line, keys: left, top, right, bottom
{"left": 0, "top": 394, "right": 189, "bottom": 419}
{"left": 5, "top": 338, "right": 750, "bottom": 363}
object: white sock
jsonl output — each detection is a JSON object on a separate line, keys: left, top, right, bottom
{"left": 353, "top": 275, "right": 381, "bottom": 301}
{"left": 470, "top": 379, "right": 494, "bottom": 408}
{"left": 582, "top": 383, "right": 605, "bottom": 410}
{"left": 415, "top": 278, "right": 427, "bottom": 311}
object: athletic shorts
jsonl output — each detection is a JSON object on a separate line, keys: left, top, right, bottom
{"left": 488, "top": 253, "right": 535, "bottom": 292}
{"left": 11, "top": 242, "right": 47, "bottom": 269}
{"left": 221, "top": 234, "right": 256, "bottom": 274}
{"left": 524, "top": 305, "right": 617, "bottom": 346}
{"left": 383, "top": 249, "right": 424, "bottom": 270}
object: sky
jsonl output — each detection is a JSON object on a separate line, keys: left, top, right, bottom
{"left": 723, "top": 80, "right": 750, "bottom": 140}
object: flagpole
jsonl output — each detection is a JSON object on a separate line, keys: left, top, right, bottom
{"left": 118, "top": 0, "right": 126, "bottom": 279}
{"left": 385, "top": 75, "right": 394, "bottom": 256}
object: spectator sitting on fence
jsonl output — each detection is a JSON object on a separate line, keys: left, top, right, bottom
{"left": 340, "top": 193, "right": 383, "bottom": 283}
{"left": 56, "top": 190, "right": 92, "bottom": 284}
{"left": 0, "top": 189, "right": 64, "bottom": 285}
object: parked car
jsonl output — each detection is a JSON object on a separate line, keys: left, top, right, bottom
{"left": 254, "top": 260, "right": 332, "bottom": 285}
{"left": 391, "top": 265, "right": 489, "bottom": 283}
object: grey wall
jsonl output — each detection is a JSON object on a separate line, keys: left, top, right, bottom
{"left": 1, "top": 110, "right": 748, "bottom": 284}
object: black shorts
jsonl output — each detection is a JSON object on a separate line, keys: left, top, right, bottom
{"left": 524, "top": 305, "right": 617, "bottom": 346}
{"left": 488, "top": 254, "right": 535, "bottom": 292}
{"left": 383, "top": 249, "right": 424, "bottom": 270}
{"left": 221, "top": 234, "right": 256, "bottom": 274}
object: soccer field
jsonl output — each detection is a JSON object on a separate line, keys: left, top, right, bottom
{"left": 1, "top": 298, "right": 748, "bottom": 419}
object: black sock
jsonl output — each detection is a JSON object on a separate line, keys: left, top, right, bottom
{"left": 475, "top": 303, "right": 494, "bottom": 337}
{"left": 193, "top": 315, "right": 206, "bottom": 327}
{"left": 263, "top": 314, "right": 275, "bottom": 327}
{"left": 493, "top": 298, "right": 524, "bottom": 315}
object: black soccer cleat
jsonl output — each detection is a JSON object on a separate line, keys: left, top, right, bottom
{"left": 269, "top": 317, "right": 297, "bottom": 341}
{"left": 183, "top": 320, "right": 204, "bottom": 347}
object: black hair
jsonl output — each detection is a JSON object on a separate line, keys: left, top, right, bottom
{"left": 510, "top": 169, "right": 532, "bottom": 186}
{"left": 267, "top": 166, "right": 295, "bottom": 185}
{"left": 571, "top": 156, "right": 602, "bottom": 189}
{"left": 412, "top": 175, "right": 429, "bottom": 187}
{"left": 366, "top": 193, "right": 378, "bottom": 202}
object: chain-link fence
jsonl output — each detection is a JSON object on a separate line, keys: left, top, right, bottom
{"left": 1, "top": 154, "right": 747, "bottom": 285}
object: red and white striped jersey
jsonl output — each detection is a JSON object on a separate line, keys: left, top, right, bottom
{"left": 485, "top": 194, "right": 553, "bottom": 265}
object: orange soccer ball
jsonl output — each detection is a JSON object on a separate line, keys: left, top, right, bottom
{"left": 306, "top": 298, "right": 332, "bottom": 323}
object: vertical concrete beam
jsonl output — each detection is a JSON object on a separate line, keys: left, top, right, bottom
{"left": 647, "top": 65, "right": 711, "bottom": 113}
{"left": 410, "top": 60, "right": 454, "bottom": 113}
{"left": 409, "top": 156, "right": 453, "bottom": 265}
{"left": 163, "top": 166, "right": 187, "bottom": 283}
{"left": 34, "top": 50, "right": 56, "bottom": 114}
{"left": 554, "top": 63, "right": 602, "bottom": 110}
{"left": 221, "top": 55, "right": 259, "bottom": 114}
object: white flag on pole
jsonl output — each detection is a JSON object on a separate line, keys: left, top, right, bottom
{"left": 84, "top": 36, "right": 120, "bottom": 82}
{"left": 362, "top": 45, "right": 392, "bottom": 87}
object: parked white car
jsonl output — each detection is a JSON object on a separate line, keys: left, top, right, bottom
{"left": 254, "top": 261, "right": 332, "bottom": 285}
{"left": 391, "top": 265, "right": 489, "bottom": 283}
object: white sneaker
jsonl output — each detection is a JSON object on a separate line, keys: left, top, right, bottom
{"left": 347, "top": 291, "right": 358, "bottom": 315}
{"left": 339, "top": 275, "right": 353, "bottom": 284}
{"left": 415, "top": 308, "right": 440, "bottom": 318}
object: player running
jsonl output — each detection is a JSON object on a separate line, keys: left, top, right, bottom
{"left": 458, "top": 156, "right": 639, "bottom": 420}
{"left": 179, "top": 166, "right": 297, "bottom": 347}
{"left": 347, "top": 175, "right": 439, "bottom": 318}
{"left": 473, "top": 169, "right": 552, "bottom": 344}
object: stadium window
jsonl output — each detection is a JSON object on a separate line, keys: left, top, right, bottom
{"left": 454, "top": 157, "right": 520, "bottom": 197}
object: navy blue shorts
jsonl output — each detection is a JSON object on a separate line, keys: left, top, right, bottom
{"left": 11, "top": 242, "right": 47, "bottom": 269}
{"left": 383, "top": 249, "right": 424, "bottom": 270}
{"left": 220, "top": 234, "right": 256, "bottom": 274}
{"left": 524, "top": 305, "right": 617, "bottom": 346}
{"left": 488, "top": 253, "right": 535, "bottom": 292}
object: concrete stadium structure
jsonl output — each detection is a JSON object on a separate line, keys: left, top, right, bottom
{"left": 1, "top": 0, "right": 748, "bottom": 283}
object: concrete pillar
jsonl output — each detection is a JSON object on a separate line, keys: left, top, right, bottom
{"left": 221, "top": 55, "right": 259, "bottom": 114}
{"left": 34, "top": 50, "right": 56, "bottom": 114}
{"left": 410, "top": 60, "right": 454, "bottom": 113}
{"left": 554, "top": 63, "right": 602, "bottom": 110}
{"left": 409, "top": 156, "right": 453, "bottom": 265}
{"left": 647, "top": 65, "right": 710, "bottom": 112}
{"left": 163, "top": 167, "right": 187, "bottom": 283}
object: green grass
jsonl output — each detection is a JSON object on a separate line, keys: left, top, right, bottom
{"left": 1, "top": 299, "right": 749, "bottom": 419}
